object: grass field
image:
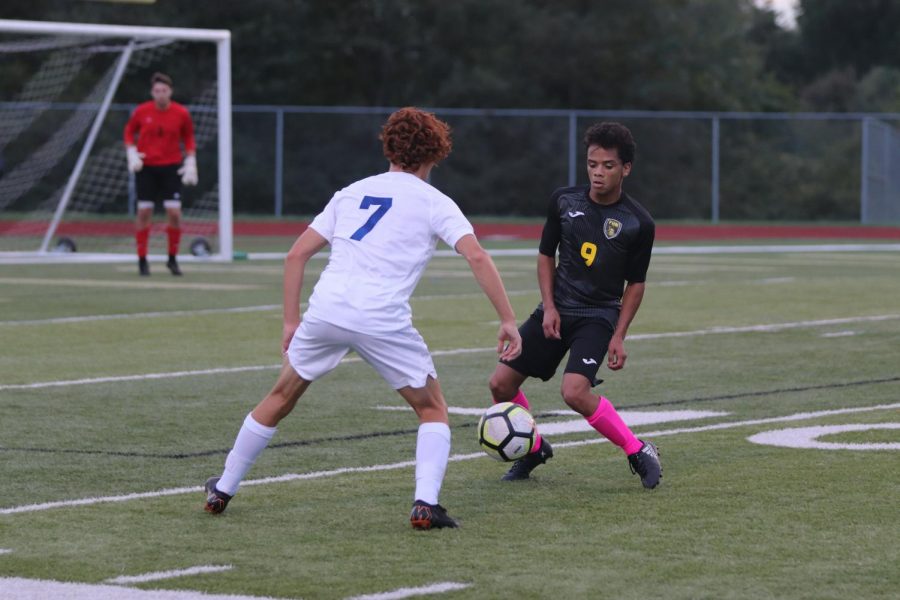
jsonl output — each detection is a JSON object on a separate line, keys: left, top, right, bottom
{"left": 1, "top": 240, "right": 898, "bottom": 599}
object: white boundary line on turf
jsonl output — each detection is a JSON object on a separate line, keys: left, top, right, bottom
{"left": 345, "top": 582, "right": 472, "bottom": 600}
{"left": 246, "top": 243, "right": 900, "bottom": 260}
{"left": 0, "top": 277, "right": 259, "bottom": 291}
{"left": 0, "top": 290, "right": 538, "bottom": 327}
{"left": 0, "top": 305, "right": 281, "bottom": 326}
{"left": 3, "top": 313, "right": 897, "bottom": 392}
{"left": 2, "top": 402, "right": 897, "bottom": 516}
{"left": 104, "top": 565, "right": 233, "bottom": 585}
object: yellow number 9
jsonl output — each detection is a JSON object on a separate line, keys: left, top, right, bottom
{"left": 580, "top": 242, "right": 597, "bottom": 267}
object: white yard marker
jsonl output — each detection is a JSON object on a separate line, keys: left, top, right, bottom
{"left": 345, "top": 582, "right": 471, "bottom": 600}
{"left": 0, "top": 548, "right": 11, "bottom": 555}
{"left": 0, "top": 577, "right": 291, "bottom": 600}
{"left": 2, "top": 403, "right": 897, "bottom": 516}
{"left": 104, "top": 565, "right": 233, "bottom": 585}
{"left": 821, "top": 330, "right": 858, "bottom": 338}
{"left": 748, "top": 423, "right": 900, "bottom": 450}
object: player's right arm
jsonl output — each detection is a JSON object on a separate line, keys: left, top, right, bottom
{"left": 537, "top": 194, "right": 563, "bottom": 339}
{"left": 282, "top": 227, "right": 328, "bottom": 352}
{"left": 455, "top": 234, "right": 522, "bottom": 361}
{"left": 123, "top": 107, "right": 145, "bottom": 173}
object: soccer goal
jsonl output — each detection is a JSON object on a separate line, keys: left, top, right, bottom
{"left": 0, "top": 19, "right": 233, "bottom": 263}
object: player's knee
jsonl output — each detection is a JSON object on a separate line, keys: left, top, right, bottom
{"left": 560, "top": 382, "right": 591, "bottom": 414}
{"left": 488, "top": 374, "right": 516, "bottom": 402}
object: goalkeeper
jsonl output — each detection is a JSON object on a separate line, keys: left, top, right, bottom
{"left": 123, "top": 72, "right": 198, "bottom": 276}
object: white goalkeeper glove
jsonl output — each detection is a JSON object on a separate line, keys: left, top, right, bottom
{"left": 126, "top": 146, "right": 144, "bottom": 173}
{"left": 179, "top": 154, "right": 198, "bottom": 186}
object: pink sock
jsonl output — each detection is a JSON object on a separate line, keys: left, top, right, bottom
{"left": 492, "top": 390, "right": 541, "bottom": 453}
{"left": 587, "top": 396, "right": 643, "bottom": 455}
{"left": 497, "top": 389, "right": 530, "bottom": 411}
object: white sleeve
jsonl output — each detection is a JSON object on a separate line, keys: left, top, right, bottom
{"left": 308, "top": 194, "right": 339, "bottom": 242}
{"left": 431, "top": 196, "right": 475, "bottom": 249}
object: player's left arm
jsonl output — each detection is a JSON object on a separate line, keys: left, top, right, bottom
{"left": 607, "top": 281, "right": 645, "bottom": 370}
{"left": 609, "top": 212, "right": 654, "bottom": 370}
{"left": 455, "top": 233, "right": 522, "bottom": 361}
{"left": 178, "top": 108, "right": 199, "bottom": 185}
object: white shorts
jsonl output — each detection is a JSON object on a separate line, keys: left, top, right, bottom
{"left": 286, "top": 317, "right": 437, "bottom": 389}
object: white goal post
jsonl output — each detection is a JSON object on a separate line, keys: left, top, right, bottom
{"left": 0, "top": 19, "right": 233, "bottom": 263}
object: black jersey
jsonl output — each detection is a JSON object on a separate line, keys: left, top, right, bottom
{"left": 538, "top": 185, "right": 655, "bottom": 317}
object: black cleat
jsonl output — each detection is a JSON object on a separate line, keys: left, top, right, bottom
{"left": 628, "top": 440, "right": 662, "bottom": 489}
{"left": 138, "top": 257, "right": 150, "bottom": 276}
{"left": 501, "top": 439, "right": 553, "bottom": 481}
{"left": 410, "top": 500, "right": 459, "bottom": 530}
{"left": 204, "top": 477, "right": 232, "bottom": 514}
{"left": 166, "top": 255, "right": 182, "bottom": 276}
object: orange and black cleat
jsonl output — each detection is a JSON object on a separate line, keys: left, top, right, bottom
{"left": 410, "top": 500, "right": 459, "bottom": 530}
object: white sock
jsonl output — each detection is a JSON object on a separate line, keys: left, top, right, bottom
{"left": 216, "top": 413, "right": 277, "bottom": 496}
{"left": 414, "top": 422, "right": 451, "bottom": 505}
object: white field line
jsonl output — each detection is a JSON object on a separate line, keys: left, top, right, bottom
{"left": 627, "top": 313, "right": 899, "bottom": 340}
{"left": 1, "top": 305, "right": 280, "bottom": 326}
{"left": 104, "top": 565, "right": 233, "bottom": 585}
{"left": 3, "top": 313, "right": 897, "bottom": 392}
{"left": 0, "top": 277, "right": 259, "bottom": 291}
{"left": 0, "top": 349, "right": 495, "bottom": 392}
{"left": 253, "top": 243, "right": 900, "bottom": 260}
{"left": 0, "top": 290, "right": 537, "bottom": 327}
{"left": 2, "top": 402, "right": 896, "bottom": 517}
{"left": 0, "top": 548, "right": 11, "bottom": 554}
{"left": 346, "top": 582, "right": 472, "bottom": 600}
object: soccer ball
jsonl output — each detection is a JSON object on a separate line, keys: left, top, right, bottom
{"left": 478, "top": 402, "right": 536, "bottom": 462}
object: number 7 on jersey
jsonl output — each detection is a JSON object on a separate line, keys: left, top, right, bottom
{"left": 350, "top": 196, "right": 393, "bottom": 241}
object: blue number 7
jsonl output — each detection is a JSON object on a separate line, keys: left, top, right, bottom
{"left": 350, "top": 196, "right": 393, "bottom": 241}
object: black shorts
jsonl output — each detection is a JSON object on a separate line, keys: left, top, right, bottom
{"left": 136, "top": 164, "right": 182, "bottom": 203}
{"left": 501, "top": 308, "right": 617, "bottom": 386}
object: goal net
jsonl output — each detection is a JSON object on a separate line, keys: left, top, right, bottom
{"left": 0, "top": 19, "right": 232, "bottom": 263}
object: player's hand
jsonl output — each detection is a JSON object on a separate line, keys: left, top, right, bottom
{"left": 178, "top": 155, "right": 198, "bottom": 186}
{"left": 126, "top": 146, "right": 144, "bottom": 173}
{"left": 542, "top": 306, "right": 561, "bottom": 339}
{"left": 497, "top": 321, "right": 522, "bottom": 361}
{"left": 607, "top": 335, "right": 627, "bottom": 370}
{"left": 282, "top": 320, "right": 300, "bottom": 354}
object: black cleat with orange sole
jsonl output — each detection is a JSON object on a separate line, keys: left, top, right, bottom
{"left": 410, "top": 500, "right": 459, "bottom": 530}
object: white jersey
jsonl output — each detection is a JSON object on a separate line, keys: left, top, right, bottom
{"left": 304, "top": 171, "right": 474, "bottom": 334}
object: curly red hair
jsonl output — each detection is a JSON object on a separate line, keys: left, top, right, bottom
{"left": 380, "top": 107, "right": 452, "bottom": 171}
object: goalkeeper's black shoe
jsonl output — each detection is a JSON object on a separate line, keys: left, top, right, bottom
{"left": 627, "top": 440, "right": 662, "bottom": 489}
{"left": 501, "top": 439, "right": 553, "bottom": 481}
{"left": 410, "top": 500, "right": 459, "bottom": 530}
{"left": 138, "top": 257, "right": 150, "bottom": 276}
{"left": 166, "top": 255, "right": 182, "bottom": 276}
{"left": 204, "top": 477, "right": 232, "bottom": 514}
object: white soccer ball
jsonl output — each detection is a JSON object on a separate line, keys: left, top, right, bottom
{"left": 478, "top": 402, "right": 536, "bottom": 462}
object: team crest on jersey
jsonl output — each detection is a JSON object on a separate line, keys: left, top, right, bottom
{"left": 603, "top": 218, "right": 623, "bottom": 239}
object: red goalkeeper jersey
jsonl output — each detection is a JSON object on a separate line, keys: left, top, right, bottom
{"left": 123, "top": 101, "right": 196, "bottom": 167}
